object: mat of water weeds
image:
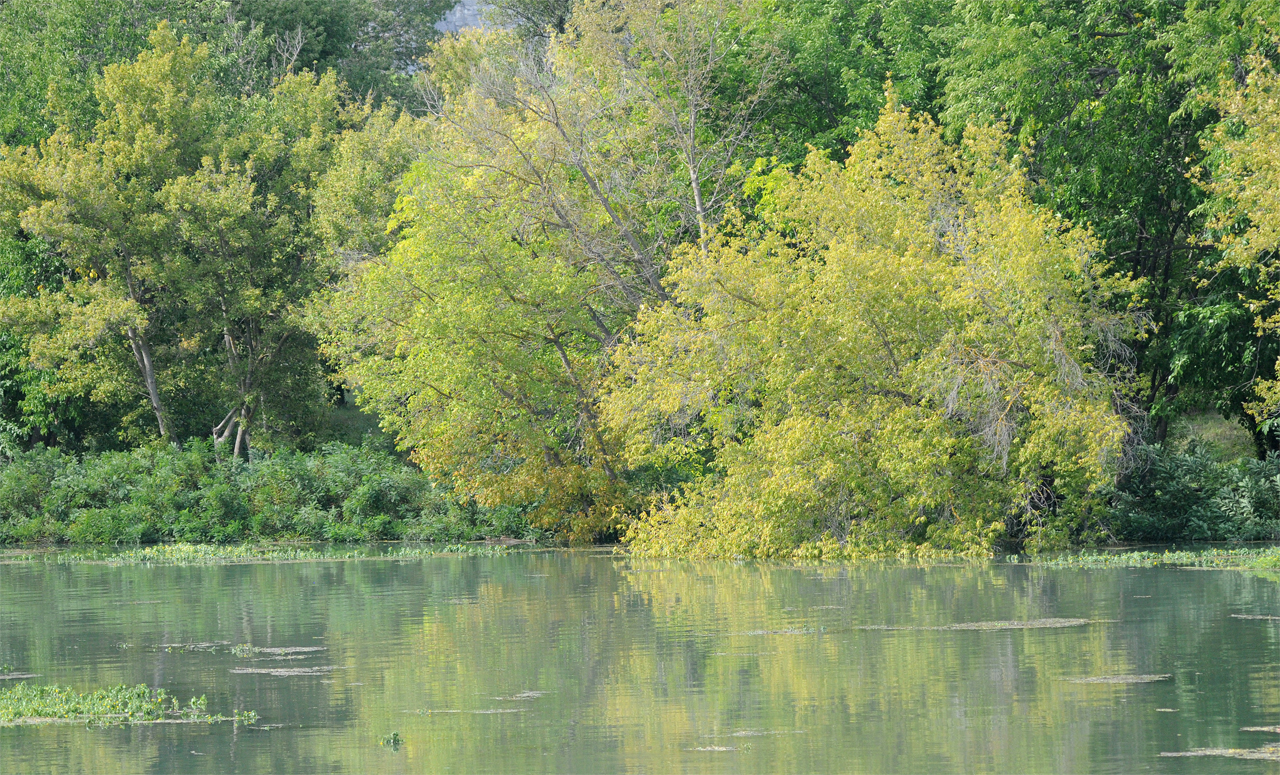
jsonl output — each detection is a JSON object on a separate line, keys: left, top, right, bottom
{"left": 0, "top": 683, "right": 255, "bottom": 726}
{"left": 0, "top": 541, "right": 515, "bottom": 566}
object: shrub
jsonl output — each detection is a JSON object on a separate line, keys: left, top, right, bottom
{"left": 1107, "top": 442, "right": 1280, "bottom": 543}
{"left": 0, "top": 441, "right": 541, "bottom": 545}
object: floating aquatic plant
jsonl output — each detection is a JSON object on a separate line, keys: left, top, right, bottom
{"left": 1161, "top": 744, "right": 1280, "bottom": 761}
{"left": 160, "top": 641, "right": 232, "bottom": 653}
{"left": 1035, "top": 547, "right": 1280, "bottom": 570}
{"left": 1065, "top": 674, "right": 1172, "bottom": 684}
{"left": 108, "top": 543, "right": 362, "bottom": 565}
{"left": 495, "top": 691, "right": 547, "bottom": 701}
{"left": 3, "top": 542, "right": 517, "bottom": 567}
{"left": 231, "top": 645, "right": 327, "bottom": 657}
{"left": 856, "top": 618, "right": 1093, "bottom": 632}
{"left": 230, "top": 666, "right": 336, "bottom": 676}
{"left": 0, "top": 682, "right": 256, "bottom": 726}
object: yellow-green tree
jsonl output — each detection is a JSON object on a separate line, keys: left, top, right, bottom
{"left": 0, "top": 25, "right": 220, "bottom": 441}
{"left": 314, "top": 0, "right": 779, "bottom": 541}
{"left": 603, "top": 99, "right": 1133, "bottom": 558}
{"left": 0, "top": 24, "right": 362, "bottom": 452}
{"left": 1202, "top": 53, "right": 1280, "bottom": 429}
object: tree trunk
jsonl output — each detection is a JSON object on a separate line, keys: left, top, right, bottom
{"left": 232, "top": 402, "right": 255, "bottom": 460}
{"left": 125, "top": 324, "right": 171, "bottom": 441}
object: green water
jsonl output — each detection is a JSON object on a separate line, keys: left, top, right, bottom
{"left": 3, "top": 551, "right": 1280, "bottom": 773}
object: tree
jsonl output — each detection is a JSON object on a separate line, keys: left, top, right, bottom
{"left": 0, "top": 235, "right": 123, "bottom": 453}
{"left": 603, "top": 99, "right": 1133, "bottom": 558}
{"left": 0, "top": 26, "right": 222, "bottom": 440}
{"left": 760, "top": 0, "right": 953, "bottom": 163}
{"left": 938, "top": 0, "right": 1280, "bottom": 450}
{"left": 315, "top": 0, "right": 781, "bottom": 540}
{"left": 1201, "top": 51, "right": 1280, "bottom": 440}
{"left": 0, "top": 24, "right": 359, "bottom": 453}
{"left": 234, "top": 0, "right": 456, "bottom": 103}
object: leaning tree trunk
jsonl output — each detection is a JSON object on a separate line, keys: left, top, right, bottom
{"left": 125, "top": 324, "right": 172, "bottom": 442}
{"left": 233, "top": 402, "right": 255, "bottom": 460}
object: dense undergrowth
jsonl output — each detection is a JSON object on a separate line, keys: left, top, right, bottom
{"left": 4, "top": 436, "right": 1280, "bottom": 554}
{"left": 0, "top": 441, "right": 540, "bottom": 546}
{"left": 1106, "top": 442, "right": 1280, "bottom": 544}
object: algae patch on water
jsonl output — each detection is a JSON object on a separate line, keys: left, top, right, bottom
{"left": 1037, "top": 547, "right": 1280, "bottom": 570}
{"left": 0, "top": 682, "right": 256, "bottom": 726}
{"left": 856, "top": 618, "right": 1092, "bottom": 632}
{"left": 159, "top": 641, "right": 231, "bottom": 653}
{"left": 230, "top": 666, "right": 337, "bottom": 677}
{"left": 1161, "top": 744, "right": 1280, "bottom": 761}
{"left": 495, "top": 690, "right": 547, "bottom": 700}
{"left": 231, "top": 644, "right": 327, "bottom": 657}
{"left": 1065, "top": 674, "right": 1172, "bottom": 684}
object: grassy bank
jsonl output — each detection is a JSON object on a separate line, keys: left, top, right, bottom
{"left": 0, "top": 441, "right": 540, "bottom": 546}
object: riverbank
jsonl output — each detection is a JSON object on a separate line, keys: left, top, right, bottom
{"left": 7, "top": 541, "right": 1280, "bottom": 572}
{"left": 5, "top": 438, "right": 1280, "bottom": 561}
{"left": 0, "top": 442, "right": 539, "bottom": 546}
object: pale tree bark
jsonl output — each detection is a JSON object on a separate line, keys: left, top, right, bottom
{"left": 117, "top": 260, "right": 174, "bottom": 442}
{"left": 125, "top": 324, "right": 171, "bottom": 441}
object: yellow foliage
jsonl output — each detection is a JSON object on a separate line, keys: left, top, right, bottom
{"left": 605, "top": 97, "right": 1133, "bottom": 558}
{"left": 1202, "top": 53, "right": 1280, "bottom": 423}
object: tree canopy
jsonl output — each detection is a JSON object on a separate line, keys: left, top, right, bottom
{"left": 2, "top": 0, "right": 1280, "bottom": 553}
{"left": 605, "top": 101, "right": 1132, "bottom": 557}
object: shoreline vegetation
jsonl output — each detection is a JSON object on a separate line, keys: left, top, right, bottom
{"left": 0, "top": 541, "right": 519, "bottom": 565}
{"left": 7, "top": 540, "right": 1280, "bottom": 572}
{"left": 0, "top": 1, "right": 1278, "bottom": 559}
{"left": 0, "top": 441, "right": 543, "bottom": 547}
{"left": 5, "top": 438, "right": 1280, "bottom": 558}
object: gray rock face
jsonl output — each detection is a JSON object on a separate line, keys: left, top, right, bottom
{"left": 436, "top": 0, "right": 489, "bottom": 32}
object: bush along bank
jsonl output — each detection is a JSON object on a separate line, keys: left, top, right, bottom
{"left": 0, "top": 441, "right": 539, "bottom": 545}
{"left": 1107, "top": 442, "right": 1280, "bottom": 544}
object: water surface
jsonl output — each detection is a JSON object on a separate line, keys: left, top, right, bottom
{"left": 3, "top": 551, "right": 1280, "bottom": 773}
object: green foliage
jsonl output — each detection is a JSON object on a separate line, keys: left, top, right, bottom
{"left": 0, "top": 0, "right": 231, "bottom": 145}
{"left": 938, "top": 1, "right": 1280, "bottom": 446}
{"left": 1035, "top": 546, "right": 1280, "bottom": 570}
{"left": 2, "top": 0, "right": 1280, "bottom": 556}
{"left": 1107, "top": 441, "right": 1280, "bottom": 543}
{"left": 0, "top": 25, "right": 386, "bottom": 452}
{"left": 0, "top": 682, "right": 254, "bottom": 726}
{"left": 317, "top": 1, "right": 781, "bottom": 542}
{"left": 1200, "top": 53, "right": 1280, "bottom": 437}
{"left": 236, "top": 0, "right": 454, "bottom": 103}
{"left": 763, "top": 0, "right": 952, "bottom": 161}
{"left": 0, "top": 235, "right": 120, "bottom": 452}
{"left": 0, "top": 441, "right": 540, "bottom": 545}
{"left": 0, "top": 0, "right": 452, "bottom": 148}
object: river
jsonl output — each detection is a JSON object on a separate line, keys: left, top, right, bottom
{"left": 3, "top": 550, "right": 1280, "bottom": 773}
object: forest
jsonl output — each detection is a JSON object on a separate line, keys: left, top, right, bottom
{"left": 0, "top": 0, "right": 1278, "bottom": 557}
